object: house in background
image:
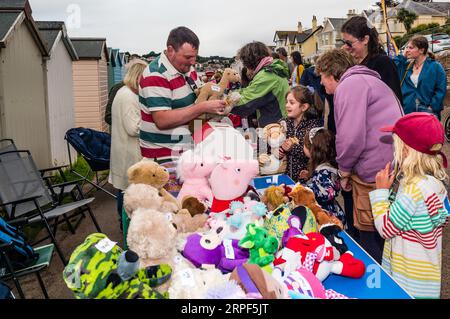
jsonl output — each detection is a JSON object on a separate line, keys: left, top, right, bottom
{"left": 71, "top": 38, "right": 109, "bottom": 132}
{"left": 316, "top": 16, "right": 348, "bottom": 54}
{"left": 367, "top": 1, "right": 450, "bottom": 41}
{"left": 37, "top": 21, "right": 78, "bottom": 166}
{"left": 273, "top": 16, "right": 323, "bottom": 62}
{"left": 0, "top": 0, "right": 53, "bottom": 169}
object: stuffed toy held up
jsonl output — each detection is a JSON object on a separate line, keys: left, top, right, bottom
{"left": 195, "top": 68, "right": 240, "bottom": 104}
{"left": 127, "top": 159, "right": 181, "bottom": 213}
{"left": 258, "top": 122, "right": 299, "bottom": 176}
{"left": 239, "top": 223, "right": 279, "bottom": 274}
{"left": 289, "top": 183, "right": 343, "bottom": 229}
{"left": 63, "top": 233, "right": 172, "bottom": 299}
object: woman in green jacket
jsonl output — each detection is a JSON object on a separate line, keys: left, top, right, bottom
{"left": 231, "top": 42, "right": 290, "bottom": 127}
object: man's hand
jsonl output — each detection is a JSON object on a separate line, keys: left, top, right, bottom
{"left": 375, "top": 162, "right": 395, "bottom": 190}
{"left": 199, "top": 100, "right": 227, "bottom": 115}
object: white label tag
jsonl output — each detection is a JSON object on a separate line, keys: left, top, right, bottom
{"left": 211, "top": 85, "right": 221, "bottom": 92}
{"left": 223, "top": 239, "right": 235, "bottom": 260}
{"left": 273, "top": 175, "right": 279, "bottom": 185}
{"left": 179, "top": 269, "right": 196, "bottom": 287}
{"left": 95, "top": 238, "right": 117, "bottom": 253}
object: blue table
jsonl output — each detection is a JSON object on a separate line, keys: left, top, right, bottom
{"left": 252, "top": 174, "right": 413, "bottom": 299}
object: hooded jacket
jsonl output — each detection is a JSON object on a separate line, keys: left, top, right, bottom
{"left": 334, "top": 65, "right": 403, "bottom": 183}
{"left": 394, "top": 55, "right": 447, "bottom": 119}
{"left": 231, "top": 59, "right": 290, "bottom": 127}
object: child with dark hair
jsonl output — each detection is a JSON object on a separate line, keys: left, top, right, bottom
{"left": 301, "top": 127, "right": 346, "bottom": 227}
{"left": 279, "top": 85, "right": 322, "bottom": 183}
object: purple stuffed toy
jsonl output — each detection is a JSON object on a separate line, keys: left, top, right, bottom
{"left": 281, "top": 215, "right": 304, "bottom": 248}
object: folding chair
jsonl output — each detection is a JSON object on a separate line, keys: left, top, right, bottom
{"left": 0, "top": 234, "right": 54, "bottom": 299}
{"left": 65, "top": 128, "right": 117, "bottom": 199}
{"left": 0, "top": 149, "right": 102, "bottom": 265}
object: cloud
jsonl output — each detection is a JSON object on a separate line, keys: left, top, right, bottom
{"left": 29, "top": 0, "right": 377, "bottom": 56}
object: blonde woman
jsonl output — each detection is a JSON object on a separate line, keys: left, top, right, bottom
{"left": 109, "top": 59, "right": 148, "bottom": 225}
{"left": 370, "top": 112, "right": 448, "bottom": 299}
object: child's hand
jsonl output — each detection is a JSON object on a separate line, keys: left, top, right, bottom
{"left": 375, "top": 162, "right": 395, "bottom": 190}
{"left": 281, "top": 140, "right": 294, "bottom": 153}
{"left": 278, "top": 148, "right": 286, "bottom": 159}
{"left": 299, "top": 170, "right": 309, "bottom": 180}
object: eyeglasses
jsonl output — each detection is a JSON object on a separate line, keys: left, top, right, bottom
{"left": 185, "top": 75, "right": 198, "bottom": 92}
{"left": 341, "top": 39, "right": 360, "bottom": 48}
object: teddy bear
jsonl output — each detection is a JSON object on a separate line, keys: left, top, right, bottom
{"left": 127, "top": 159, "right": 181, "bottom": 213}
{"left": 188, "top": 68, "right": 241, "bottom": 133}
{"left": 123, "top": 183, "right": 208, "bottom": 235}
{"left": 261, "top": 184, "right": 290, "bottom": 212}
{"left": 257, "top": 122, "right": 299, "bottom": 176}
{"left": 63, "top": 233, "right": 172, "bottom": 299}
{"left": 288, "top": 183, "right": 343, "bottom": 229}
{"left": 195, "top": 68, "right": 240, "bottom": 104}
{"left": 168, "top": 262, "right": 233, "bottom": 299}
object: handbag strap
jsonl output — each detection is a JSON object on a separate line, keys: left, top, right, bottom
{"left": 400, "top": 61, "right": 414, "bottom": 87}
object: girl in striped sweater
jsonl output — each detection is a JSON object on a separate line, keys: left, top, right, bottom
{"left": 369, "top": 112, "right": 449, "bottom": 299}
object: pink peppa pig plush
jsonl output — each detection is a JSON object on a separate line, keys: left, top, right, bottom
{"left": 176, "top": 149, "right": 216, "bottom": 205}
{"left": 209, "top": 159, "right": 259, "bottom": 214}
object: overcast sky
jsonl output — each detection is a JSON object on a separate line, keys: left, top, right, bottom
{"left": 28, "top": 0, "right": 379, "bottom": 57}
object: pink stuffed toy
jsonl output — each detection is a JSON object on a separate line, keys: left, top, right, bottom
{"left": 274, "top": 232, "right": 365, "bottom": 281}
{"left": 176, "top": 149, "right": 216, "bottom": 205}
{"left": 209, "top": 158, "right": 259, "bottom": 214}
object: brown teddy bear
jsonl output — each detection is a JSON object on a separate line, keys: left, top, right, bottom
{"left": 288, "top": 184, "right": 343, "bottom": 229}
{"left": 261, "top": 184, "right": 290, "bottom": 212}
{"left": 127, "top": 159, "right": 181, "bottom": 213}
{"left": 195, "top": 68, "right": 240, "bottom": 103}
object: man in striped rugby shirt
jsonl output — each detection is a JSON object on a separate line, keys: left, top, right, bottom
{"left": 139, "top": 26, "right": 226, "bottom": 163}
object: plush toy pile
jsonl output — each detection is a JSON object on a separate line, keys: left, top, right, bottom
{"left": 63, "top": 124, "right": 366, "bottom": 299}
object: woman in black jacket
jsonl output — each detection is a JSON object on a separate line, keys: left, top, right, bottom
{"left": 340, "top": 16, "right": 403, "bottom": 105}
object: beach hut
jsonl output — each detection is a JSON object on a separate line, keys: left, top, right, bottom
{"left": 37, "top": 21, "right": 78, "bottom": 166}
{"left": 111, "top": 48, "right": 123, "bottom": 84}
{"left": 0, "top": 0, "right": 54, "bottom": 169}
{"left": 107, "top": 47, "right": 115, "bottom": 92}
{"left": 71, "top": 37, "right": 109, "bottom": 132}
{"left": 120, "top": 52, "right": 127, "bottom": 79}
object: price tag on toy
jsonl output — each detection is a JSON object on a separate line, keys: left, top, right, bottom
{"left": 180, "top": 269, "right": 196, "bottom": 287}
{"left": 95, "top": 238, "right": 117, "bottom": 253}
{"left": 211, "top": 85, "right": 221, "bottom": 92}
{"left": 223, "top": 239, "right": 235, "bottom": 259}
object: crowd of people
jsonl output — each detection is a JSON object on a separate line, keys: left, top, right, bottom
{"left": 107, "top": 16, "right": 449, "bottom": 299}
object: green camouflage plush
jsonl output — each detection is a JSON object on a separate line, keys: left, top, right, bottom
{"left": 63, "top": 233, "right": 172, "bottom": 299}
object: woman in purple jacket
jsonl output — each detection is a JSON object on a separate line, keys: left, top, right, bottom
{"left": 316, "top": 49, "right": 403, "bottom": 263}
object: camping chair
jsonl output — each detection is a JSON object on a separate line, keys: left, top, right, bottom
{"left": 0, "top": 149, "right": 102, "bottom": 265}
{"left": 0, "top": 217, "right": 54, "bottom": 299}
{"left": 65, "top": 128, "right": 116, "bottom": 199}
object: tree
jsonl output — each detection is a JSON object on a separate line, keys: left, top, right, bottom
{"left": 396, "top": 8, "right": 418, "bottom": 33}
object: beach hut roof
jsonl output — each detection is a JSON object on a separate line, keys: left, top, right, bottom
{"left": 36, "top": 21, "right": 78, "bottom": 60}
{"left": 71, "top": 37, "right": 109, "bottom": 61}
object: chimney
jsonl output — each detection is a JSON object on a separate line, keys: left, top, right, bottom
{"left": 298, "top": 21, "right": 303, "bottom": 33}
{"left": 347, "top": 9, "right": 357, "bottom": 19}
{"left": 312, "top": 15, "right": 317, "bottom": 30}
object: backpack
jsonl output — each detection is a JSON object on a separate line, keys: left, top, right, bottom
{"left": 0, "top": 217, "right": 39, "bottom": 269}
